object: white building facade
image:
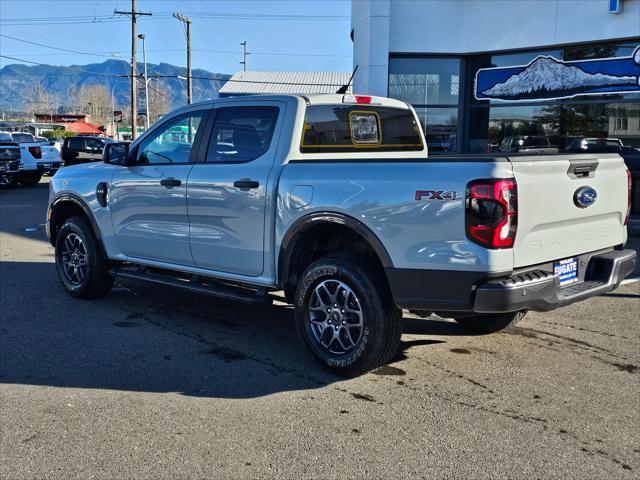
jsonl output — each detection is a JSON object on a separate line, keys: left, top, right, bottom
{"left": 351, "top": 0, "right": 640, "bottom": 153}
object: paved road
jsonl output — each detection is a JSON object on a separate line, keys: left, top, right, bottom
{"left": 1, "top": 180, "right": 639, "bottom": 479}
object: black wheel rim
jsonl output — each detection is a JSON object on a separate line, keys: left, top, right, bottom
{"left": 308, "top": 279, "right": 364, "bottom": 355}
{"left": 61, "top": 233, "right": 88, "bottom": 285}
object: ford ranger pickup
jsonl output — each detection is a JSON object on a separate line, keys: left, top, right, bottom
{"left": 46, "top": 94, "right": 637, "bottom": 376}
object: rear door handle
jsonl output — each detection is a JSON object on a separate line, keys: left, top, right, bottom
{"left": 233, "top": 179, "right": 260, "bottom": 189}
{"left": 160, "top": 178, "right": 181, "bottom": 187}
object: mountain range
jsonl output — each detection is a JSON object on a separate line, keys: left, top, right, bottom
{"left": 482, "top": 56, "right": 637, "bottom": 99}
{"left": 0, "top": 59, "right": 230, "bottom": 113}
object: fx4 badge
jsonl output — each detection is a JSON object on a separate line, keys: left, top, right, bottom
{"left": 415, "top": 190, "right": 457, "bottom": 201}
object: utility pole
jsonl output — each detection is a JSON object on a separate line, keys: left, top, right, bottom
{"left": 173, "top": 13, "right": 192, "bottom": 104}
{"left": 115, "top": 0, "right": 151, "bottom": 140}
{"left": 240, "top": 41, "right": 250, "bottom": 71}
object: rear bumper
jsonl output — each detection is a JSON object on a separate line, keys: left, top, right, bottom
{"left": 474, "top": 249, "right": 636, "bottom": 313}
{"left": 387, "top": 249, "right": 637, "bottom": 313}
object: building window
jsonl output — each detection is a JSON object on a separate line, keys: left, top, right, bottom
{"left": 388, "top": 57, "right": 460, "bottom": 153}
{"left": 468, "top": 103, "right": 639, "bottom": 153}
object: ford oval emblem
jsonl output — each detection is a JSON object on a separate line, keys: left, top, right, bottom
{"left": 574, "top": 186, "right": 597, "bottom": 208}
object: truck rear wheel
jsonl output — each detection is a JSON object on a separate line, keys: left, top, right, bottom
{"left": 294, "top": 254, "right": 402, "bottom": 377}
{"left": 55, "top": 216, "right": 113, "bottom": 299}
{"left": 20, "top": 172, "right": 42, "bottom": 186}
{"left": 454, "top": 311, "right": 527, "bottom": 334}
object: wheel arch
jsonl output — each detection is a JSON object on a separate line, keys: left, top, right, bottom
{"left": 49, "top": 194, "right": 106, "bottom": 256}
{"left": 277, "top": 212, "right": 394, "bottom": 302}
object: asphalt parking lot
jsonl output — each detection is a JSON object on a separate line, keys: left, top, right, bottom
{"left": 1, "top": 179, "right": 639, "bottom": 479}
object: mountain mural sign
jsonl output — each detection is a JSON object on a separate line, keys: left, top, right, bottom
{"left": 474, "top": 46, "right": 640, "bottom": 102}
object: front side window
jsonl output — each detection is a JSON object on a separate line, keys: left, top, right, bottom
{"left": 301, "top": 105, "right": 423, "bottom": 153}
{"left": 138, "top": 111, "right": 205, "bottom": 164}
{"left": 206, "top": 106, "right": 279, "bottom": 163}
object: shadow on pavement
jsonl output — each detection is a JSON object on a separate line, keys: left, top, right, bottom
{"left": 0, "top": 260, "right": 457, "bottom": 399}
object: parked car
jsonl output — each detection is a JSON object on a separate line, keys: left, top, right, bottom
{"left": 499, "top": 135, "right": 559, "bottom": 154}
{"left": 46, "top": 94, "right": 636, "bottom": 376}
{"left": 0, "top": 132, "right": 21, "bottom": 189}
{"left": 61, "top": 136, "right": 114, "bottom": 167}
{"left": 9, "top": 131, "right": 61, "bottom": 184}
{"left": 564, "top": 137, "right": 640, "bottom": 232}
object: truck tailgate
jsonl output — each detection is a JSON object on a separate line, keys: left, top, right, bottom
{"left": 509, "top": 154, "right": 628, "bottom": 268}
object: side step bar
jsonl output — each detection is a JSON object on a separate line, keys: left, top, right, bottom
{"left": 111, "top": 266, "right": 270, "bottom": 304}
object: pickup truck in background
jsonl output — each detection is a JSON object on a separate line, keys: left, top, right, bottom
{"left": 10, "top": 132, "right": 61, "bottom": 185}
{"left": 46, "top": 94, "right": 636, "bottom": 376}
{"left": 0, "top": 132, "right": 21, "bottom": 189}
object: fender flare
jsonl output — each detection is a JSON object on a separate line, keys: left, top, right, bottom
{"left": 49, "top": 194, "right": 105, "bottom": 256}
{"left": 277, "top": 212, "right": 394, "bottom": 287}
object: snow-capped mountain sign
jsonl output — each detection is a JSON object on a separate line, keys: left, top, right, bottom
{"left": 475, "top": 46, "right": 640, "bottom": 102}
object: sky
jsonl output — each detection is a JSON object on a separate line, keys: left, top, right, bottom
{"left": 0, "top": 0, "right": 354, "bottom": 74}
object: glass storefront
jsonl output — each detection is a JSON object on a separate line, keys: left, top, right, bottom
{"left": 388, "top": 57, "right": 460, "bottom": 153}
{"left": 388, "top": 41, "right": 640, "bottom": 154}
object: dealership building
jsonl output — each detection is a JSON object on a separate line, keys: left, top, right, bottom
{"left": 351, "top": 0, "right": 640, "bottom": 153}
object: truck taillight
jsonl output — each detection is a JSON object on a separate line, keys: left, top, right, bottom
{"left": 624, "top": 168, "right": 632, "bottom": 226}
{"left": 28, "top": 146, "right": 42, "bottom": 159}
{"left": 466, "top": 179, "right": 518, "bottom": 249}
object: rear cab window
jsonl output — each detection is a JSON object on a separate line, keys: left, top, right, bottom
{"left": 300, "top": 104, "right": 424, "bottom": 154}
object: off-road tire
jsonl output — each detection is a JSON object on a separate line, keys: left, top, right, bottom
{"left": 55, "top": 216, "right": 113, "bottom": 299}
{"left": 454, "top": 311, "right": 527, "bottom": 334}
{"left": 20, "top": 172, "right": 42, "bottom": 186}
{"left": 294, "top": 254, "right": 402, "bottom": 377}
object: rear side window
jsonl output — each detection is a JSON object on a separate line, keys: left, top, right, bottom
{"left": 206, "top": 106, "right": 279, "bottom": 163}
{"left": 300, "top": 105, "right": 423, "bottom": 153}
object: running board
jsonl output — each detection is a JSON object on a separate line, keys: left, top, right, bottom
{"left": 111, "top": 267, "right": 270, "bottom": 304}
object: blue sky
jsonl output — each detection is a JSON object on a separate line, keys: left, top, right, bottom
{"left": 0, "top": 0, "right": 353, "bottom": 74}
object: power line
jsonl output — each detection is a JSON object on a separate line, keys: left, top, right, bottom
{"left": 0, "top": 34, "right": 118, "bottom": 59}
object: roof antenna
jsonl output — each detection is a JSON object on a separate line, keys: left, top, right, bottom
{"left": 336, "top": 65, "right": 358, "bottom": 94}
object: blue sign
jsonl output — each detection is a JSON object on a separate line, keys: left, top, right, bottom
{"left": 475, "top": 46, "right": 640, "bottom": 102}
{"left": 609, "top": 0, "right": 621, "bottom": 13}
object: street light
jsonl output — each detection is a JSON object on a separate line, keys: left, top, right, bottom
{"left": 111, "top": 81, "right": 127, "bottom": 139}
{"left": 137, "top": 34, "right": 150, "bottom": 130}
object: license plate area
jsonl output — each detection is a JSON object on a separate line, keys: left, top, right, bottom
{"left": 554, "top": 257, "right": 579, "bottom": 287}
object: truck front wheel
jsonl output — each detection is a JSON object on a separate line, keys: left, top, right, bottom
{"left": 294, "top": 254, "right": 402, "bottom": 377}
{"left": 55, "top": 216, "right": 113, "bottom": 299}
{"left": 454, "top": 311, "right": 527, "bottom": 334}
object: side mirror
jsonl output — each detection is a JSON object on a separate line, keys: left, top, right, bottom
{"left": 103, "top": 142, "right": 130, "bottom": 165}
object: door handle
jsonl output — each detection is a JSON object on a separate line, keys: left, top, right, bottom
{"left": 160, "top": 178, "right": 181, "bottom": 187}
{"left": 233, "top": 179, "right": 260, "bottom": 189}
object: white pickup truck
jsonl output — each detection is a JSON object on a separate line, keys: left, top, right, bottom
{"left": 9, "top": 132, "right": 61, "bottom": 185}
{"left": 46, "top": 94, "right": 636, "bottom": 376}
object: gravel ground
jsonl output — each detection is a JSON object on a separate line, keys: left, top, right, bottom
{"left": 1, "top": 179, "right": 639, "bottom": 479}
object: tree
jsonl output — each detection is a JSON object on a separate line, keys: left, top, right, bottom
{"left": 23, "top": 83, "right": 58, "bottom": 115}
{"left": 147, "top": 79, "right": 172, "bottom": 125}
